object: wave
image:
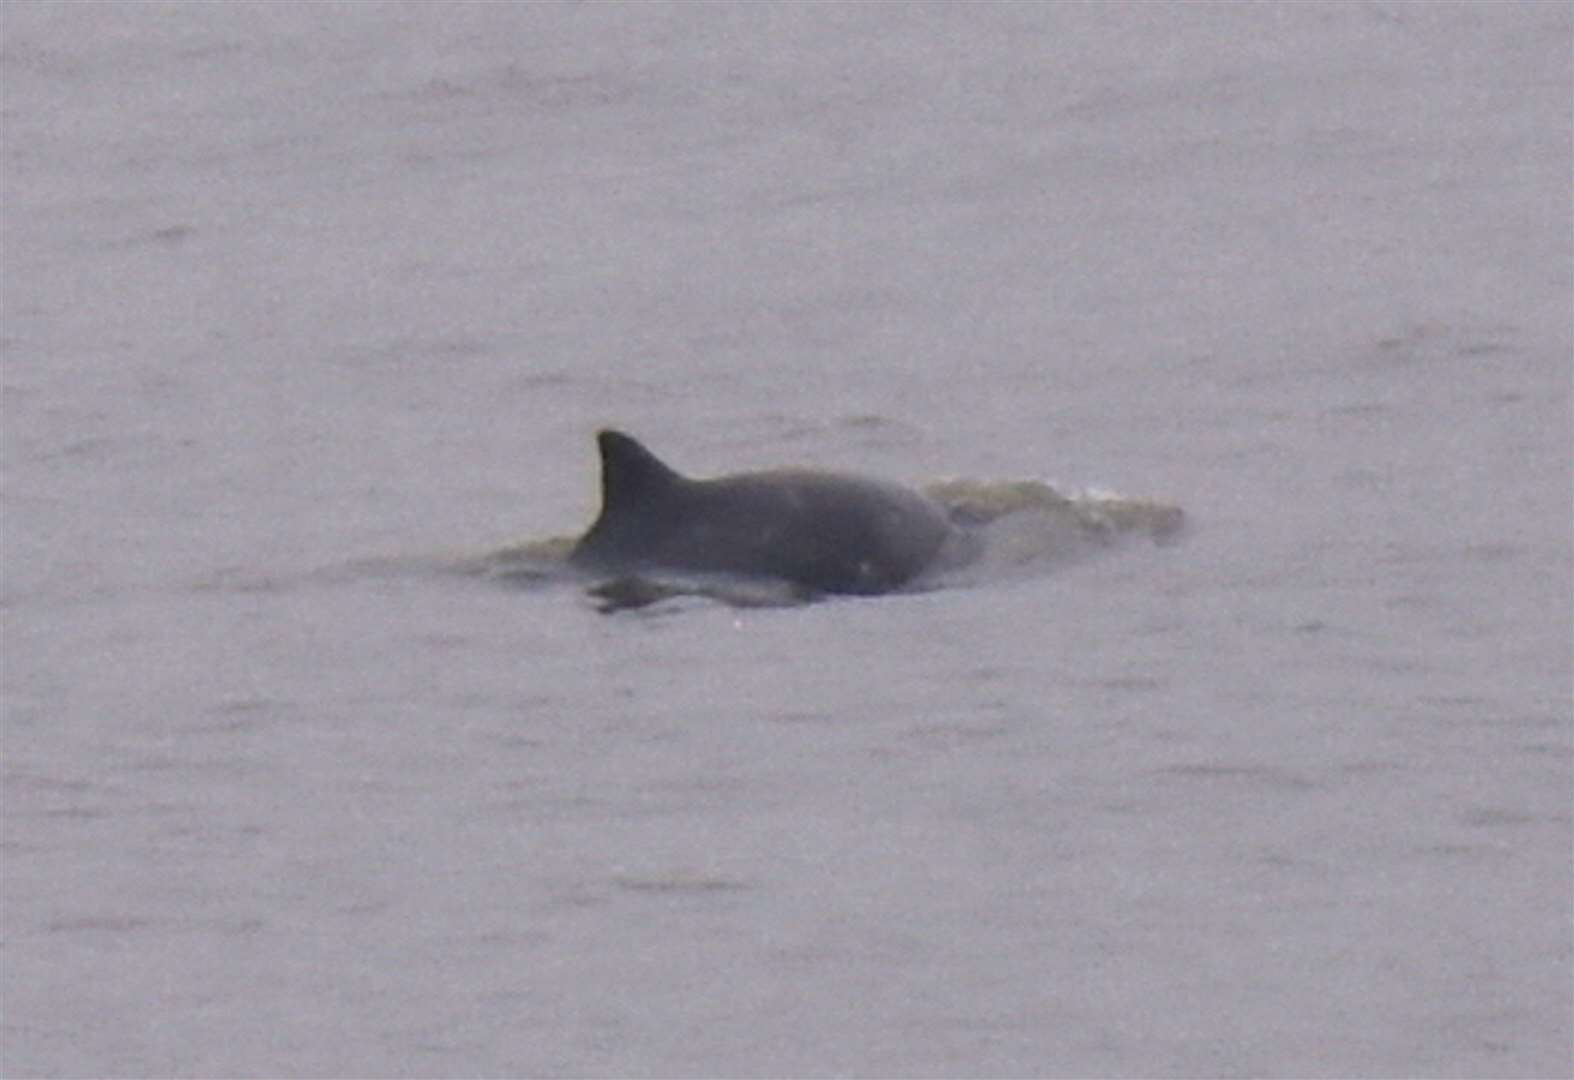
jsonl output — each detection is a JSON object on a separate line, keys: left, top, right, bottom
{"left": 461, "top": 477, "right": 1185, "bottom": 611}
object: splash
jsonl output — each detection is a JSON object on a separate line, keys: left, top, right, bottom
{"left": 922, "top": 477, "right": 1185, "bottom": 585}
{"left": 926, "top": 476, "right": 1183, "bottom": 540}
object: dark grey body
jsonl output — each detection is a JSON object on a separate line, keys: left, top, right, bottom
{"left": 570, "top": 430, "right": 955, "bottom": 595}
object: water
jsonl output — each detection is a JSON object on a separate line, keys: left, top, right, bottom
{"left": 3, "top": 3, "right": 1570, "bottom": 1077}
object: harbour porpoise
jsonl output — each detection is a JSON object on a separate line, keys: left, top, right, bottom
{"left": 569, "top": 429, "right": 959, "bottom": 596}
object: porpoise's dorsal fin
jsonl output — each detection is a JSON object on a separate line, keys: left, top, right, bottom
{"left": 596, "top": 429, "right": 686, "bottom": 511}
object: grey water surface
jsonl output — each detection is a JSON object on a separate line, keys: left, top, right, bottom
{"left": 2, "top": 3, "right": 1570, "bottom": 1077}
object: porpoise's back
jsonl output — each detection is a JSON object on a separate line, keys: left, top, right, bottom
{"left": 570, "top": 431, "right": 954, "bottom": 595}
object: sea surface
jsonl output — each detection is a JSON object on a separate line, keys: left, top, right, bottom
{"left": 2, "top": 4, "right": 1571, "bottom": 1077}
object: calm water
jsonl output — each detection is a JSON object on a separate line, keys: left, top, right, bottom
{"left": 3, "top": 4, "right": 1570, "bottom": 1077}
